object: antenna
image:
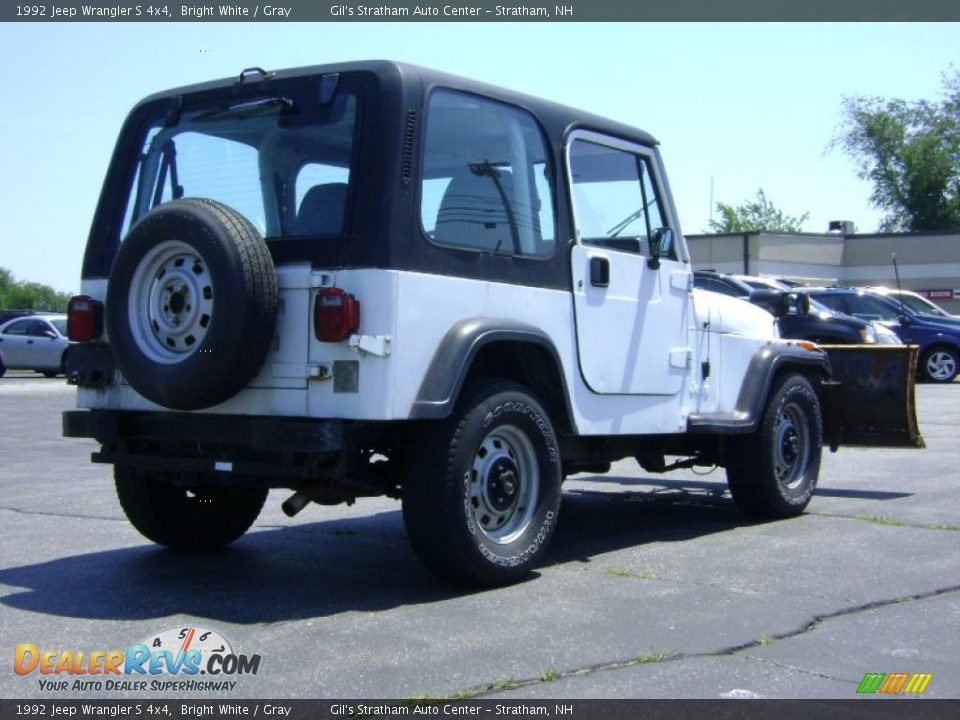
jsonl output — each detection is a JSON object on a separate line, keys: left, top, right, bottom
{"left": 709, "top": 176, "right": 714, "bottom": 228}
{"left": 891, "top": 253, "right": 908, "bottom": 320}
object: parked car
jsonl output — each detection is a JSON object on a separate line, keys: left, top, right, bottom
{"left": 0, "top": 309, "right": 59, "bottom": 326}
{"left": 692, "top": 271, "right": 888, "bottom": 345}
{"left": 0, "top": 314, "right": 71, "bottom": 377}
{"left": 735, "top": 275, "right": 901, "bottom": 345}
{"left": 807, "top": 288, "right": 960, "bottom": 383}
{"left": 865, "top": 287, "right": 959, "bottom": 321}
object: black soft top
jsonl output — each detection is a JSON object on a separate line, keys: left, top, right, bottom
{"left": 136, "top": 60, "right": 659, "bottom": 148}
{"left": 85, "top": 60, "right": 664, "bottom": 289}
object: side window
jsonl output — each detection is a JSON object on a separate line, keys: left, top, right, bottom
{"left": 2, "top": 319, "right": 32, "bottom": 336}
{"left": 848, "top": 295, "right": 900, "bottom": 321}
{"left": 420, "top": 90, "right": 556, "bottom": 257}
{"left": 26, "top": 320, "right": 53, "bottom": 337}
{"left": 568, "top": 138, "right": 672, "bottom": 258}
{"left": 813, "top": 294, "right": 846, "bottom": 313}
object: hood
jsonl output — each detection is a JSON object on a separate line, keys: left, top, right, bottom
{"left": 692, "top": 289, "right": 779, "bottom": 340}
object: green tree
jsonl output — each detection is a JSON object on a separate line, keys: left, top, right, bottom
{"left": 0, "top": 267, "right": 71, "bottom": 312}
{"left": 708, "top": 189, "right": 809, "bottom": 233}
{"left": 833, "top": 69, "right": 960, "bottom": 232}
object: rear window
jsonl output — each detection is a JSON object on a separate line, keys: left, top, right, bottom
{"left": 121, "top": 90, "right": 357, "bottom": 241}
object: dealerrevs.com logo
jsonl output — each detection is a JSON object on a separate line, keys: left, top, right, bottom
{"left": 14, "top": 627, "right": 262, "bottom": 692}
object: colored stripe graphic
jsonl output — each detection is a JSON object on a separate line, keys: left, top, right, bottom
{"left": 857, "top": 673, "right": 885, "bottom": 693}
{"left": 903, "top": 673, "right": 933, "bottom": 694}
{"left": 858, "top": 672, "right": 932, "bottom": 694}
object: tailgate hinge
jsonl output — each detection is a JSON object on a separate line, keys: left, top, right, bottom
{"left": 348, "top": 334, "right": 392, "bottom": 358}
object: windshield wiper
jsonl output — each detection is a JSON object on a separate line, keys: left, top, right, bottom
{"left": 192, "top": 96, "right": 294, "bottom": 123}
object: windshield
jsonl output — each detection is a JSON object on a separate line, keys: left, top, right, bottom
{"left": 121, "top": 90, "right": 356, "bottom": 240}
{"left": 52, "top": 319, "right": 67, "bottom": 336}
{"left": 896, "top": 293, "right": 949, "bottom": 317}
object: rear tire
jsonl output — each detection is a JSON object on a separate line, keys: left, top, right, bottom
{"left": 402, "top": 380, "right": 562, "bottom": 587}
{"left": 727, "top": 374, "right": 822, "bottom": 519}
{"left": 0, "top": 357, "right": 5, "bottom": 377}
{"left": 115, "top": 466, "right": 267, "bottom": 550}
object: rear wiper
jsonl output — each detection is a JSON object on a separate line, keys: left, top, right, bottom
{"left": 192, "top": 96, "right": 294, "bottom": 122}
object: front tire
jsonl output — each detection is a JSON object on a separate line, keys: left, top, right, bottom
{"left": 115, "top": 466, "right": 267, "bottom": 550}
{"left": 727, "top": 374, "right": 822, "bottom": 519}
{"left": 402, "top": 380, "right": 562, "bottom": 587}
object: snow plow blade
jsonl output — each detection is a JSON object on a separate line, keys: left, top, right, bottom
{"left": 821, "top": 345, "right": 924, "bottom": 449}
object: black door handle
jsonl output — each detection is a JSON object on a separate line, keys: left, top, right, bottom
{"left": 590, "top": 257, "right": 609, "bottom": 287}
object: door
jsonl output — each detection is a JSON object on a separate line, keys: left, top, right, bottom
{"left": 566, "top": 132, "right": 691, "bottom": 395}
{"left": 0, "top": 318, "right": 34, "bottom": 367}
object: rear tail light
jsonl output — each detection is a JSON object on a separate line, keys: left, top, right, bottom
{"left": 67, "top": 295, "right": 103, "bottom": 342}
{"left": 313, "top": 287, "right": 359, "bottom": 342}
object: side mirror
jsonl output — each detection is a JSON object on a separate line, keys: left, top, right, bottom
{"left": 648, "top": 227, "right": 674, "bottom": 270}
{"left": 42, "top": 329, "right": 58, "bottom": 339}
{"left": 900, "top": 315, "right": 912, "bottom": 327}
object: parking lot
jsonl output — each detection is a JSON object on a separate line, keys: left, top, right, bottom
{"left": 1, "top": 371, "right": 957, "bottom": 700}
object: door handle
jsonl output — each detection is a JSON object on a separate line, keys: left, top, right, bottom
{"left": 589, "top": 257, "right": 609, "bottom": 287}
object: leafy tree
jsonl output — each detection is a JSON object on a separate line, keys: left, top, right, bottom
{"left": 833, "top": 69, "right": 960, "bottom": 232}
{"left": 708, "top": 189, "right": 809, "bottom": 233}
{"left": 0, "top": 267, "right": 71, "bottom": 312}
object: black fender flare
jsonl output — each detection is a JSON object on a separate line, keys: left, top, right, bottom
{"left": 409, "top": 318, "right": 576, "bottom": 432}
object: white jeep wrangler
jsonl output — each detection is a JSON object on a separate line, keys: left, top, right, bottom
{"left": 63, "top": 62, "right": 922, "bottom": 586}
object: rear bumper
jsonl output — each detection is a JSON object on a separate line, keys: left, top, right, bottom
{"left": 63, "top": 410, "right": 344, "bottom": 484}
{"left": 64, "top": 410, "right": 342, "bottom": 452}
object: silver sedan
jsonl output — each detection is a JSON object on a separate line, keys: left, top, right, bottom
{"left": 0, "top": 314, "right": 71, "bottom": 377}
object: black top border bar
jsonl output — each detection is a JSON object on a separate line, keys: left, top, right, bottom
{"left": 5, "top": 0, "right": 960, "bottom": 21}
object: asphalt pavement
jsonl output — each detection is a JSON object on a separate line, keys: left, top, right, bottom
{"left": 0, "top": 371, "right": 957, "bottom": 700}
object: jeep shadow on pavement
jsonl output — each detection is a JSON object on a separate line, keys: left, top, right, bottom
{"left": 62, "top": 61, "right": 924, "bottom": 587}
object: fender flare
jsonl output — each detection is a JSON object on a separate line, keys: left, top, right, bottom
{"left": 409, "top": 318, "right": 575, "bottom": 431}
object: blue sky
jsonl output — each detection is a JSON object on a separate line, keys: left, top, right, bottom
{"left": 0, "top": 21, "right": 957, "bottom": 293}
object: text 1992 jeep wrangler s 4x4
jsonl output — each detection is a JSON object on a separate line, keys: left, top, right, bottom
{"left": 63, "top": 62, "right": 923, "bottom": 586}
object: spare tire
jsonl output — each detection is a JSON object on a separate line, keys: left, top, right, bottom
{"left": 106, "top": 199, "right": 278, "bottom": 410}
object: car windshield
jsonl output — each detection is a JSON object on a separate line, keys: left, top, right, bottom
{"left": 121, "top": 88, "right": 357, "bottom": 241}
{"left": 894, "top": 293, "right": 949, "bottom": 318}
{"left": 52, "top": 319, "right": 67, "bottom": 336}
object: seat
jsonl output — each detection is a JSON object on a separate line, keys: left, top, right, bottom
{"left": 434, "top": 169, "right": 540, "bottom": 253}
{"left": 294, "top": 183, "right": 348, "bottom": 236}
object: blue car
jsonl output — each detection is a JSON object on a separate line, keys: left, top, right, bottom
{"left": 807, "top": 288, "right": 960, "bottom": 383}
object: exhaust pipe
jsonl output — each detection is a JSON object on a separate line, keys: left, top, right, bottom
{"left": 282, "top": 491, "right": 312, "bottom": 517}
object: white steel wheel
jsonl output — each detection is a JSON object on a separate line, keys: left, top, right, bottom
{"left": 128, "top": 240, "right": 215, "bottom": 364}
{"left": 468, "top": 425, "right": 540, "bottom": 545}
